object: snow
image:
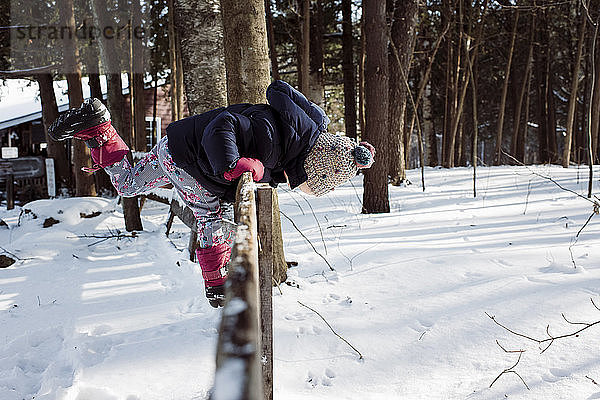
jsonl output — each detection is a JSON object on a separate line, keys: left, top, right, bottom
{"left": 1, "top": 165, "right": 600, "bottom": 400}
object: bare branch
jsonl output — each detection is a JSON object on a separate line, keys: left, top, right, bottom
{"left": 501, "top": 150, "right": 598, "bottom": 206}
{"left": 280, "top": 210, "right": 334, "bottom": 271}
{"left": 591, "top": 298, "right": 600, "bottom": 312}
{"left": 489, "top": 340, "right": 530, "bottom": 390}
{"left": 486, "top": 310, "right": 600, "bottom": 354}
{"left": 298, "top": 301, "right": 363, "bottom": 360}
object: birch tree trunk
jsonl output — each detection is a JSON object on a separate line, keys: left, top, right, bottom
{"left": 220, "top": 0, "right": 287, "bottom": 284}
{"left": 220, "top": 0, "right": 270, "bottom": 104}
{"left": 173, "top": 0, "right": 227, "bottom": 114}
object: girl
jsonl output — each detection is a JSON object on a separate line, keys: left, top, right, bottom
{"left": 49, "top": 80, "right": 375, "bottom": 307}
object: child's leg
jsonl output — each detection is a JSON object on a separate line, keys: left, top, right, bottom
{"left": 155, "top": 137, "right": 232, "bottom": 249}
{"left": 104, "top": 139, "right": 170, "bottom": 196}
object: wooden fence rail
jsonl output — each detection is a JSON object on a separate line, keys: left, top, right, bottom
{"left": 210, "top": 172, "right": 276, "bottom": 400}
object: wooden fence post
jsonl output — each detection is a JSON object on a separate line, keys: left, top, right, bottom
{"left": 213, "top": 173, "right": 263, "bottom": 400}
{"left": 257, "top": 186, "right": 274, "bottom": 400}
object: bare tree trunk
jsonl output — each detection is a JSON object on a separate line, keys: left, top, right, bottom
{"left": 494, "top": 8, "right": 519, "bottom": 165}
{"left": 342, "top": 0, "right": 357, "bottom": 139}
{"left": 362, "top": 0, "right": 390, "bottom": 214}
{"left": 60, "top": 0, "right": 96, "bottom": 196}
{"left": 220, "top": 0, "right": 271, "bottom": 104}
{"left": 424, "top": 84, "right": 437, "bottom": 165}
{"left": 562, "top": 7, "right": 586, "bottom": 168}
{"left": 132, "top": 0, "right": 146, "bottom": 152}
{"left": 265, "top": 0, "right": 280, "bottom": 80}
{"left": 592, "top": 26, "right": 600, "bottom": 163}
{"left": 587, "top": 13, "right": 599, "bottom": 197}
{"left": 441, "top": 0, "right": 454, "bottom": 167}
{"left": 358, "top": 12, "right": 366, "bottom": 136}
{"left": 522, "top": 67, "right": 533, "bottom": 163}
{"left": 298, "top": 0, "right": 310, "bottom": 95}
{"left": 407, "top": 21, "right": 449, "bottom": 166}
{"left": 37, "top": 73, "right": 71, "bottom": 190}
{"left": 511, "top": 13, "right": 535, "bottom": 163}
{"left": 91, "top": 0, "right": 143, "bottom": 231}
{"left": 388, "top": 0, "right": 418, "bottom": 185}
{"left": 173, "top": 0, "right": 227, "bottom": 114}
{"left": 534, "top": 11, "right": 549, "bottom": 163}
{"left": 168, "top": 0, "right": 181, "bottom": 119}
{"left": 309, "top": 0, "right": 325, "bottom": 106}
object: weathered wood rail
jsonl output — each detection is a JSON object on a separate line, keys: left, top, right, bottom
{"left": 211, "top": 172, "right": 278, "bottom": 400}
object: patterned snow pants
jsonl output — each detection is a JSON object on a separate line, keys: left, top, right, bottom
{"left": 104, "top": 136, "right": 232, "bottom": 248}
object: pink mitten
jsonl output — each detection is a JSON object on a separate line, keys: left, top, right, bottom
{"left": 223, "top": 157, "right": 265, "bottom": 182}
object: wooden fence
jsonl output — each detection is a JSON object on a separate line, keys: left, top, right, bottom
{"left": 211, "top": 172, "right": 276, "bottom": 400}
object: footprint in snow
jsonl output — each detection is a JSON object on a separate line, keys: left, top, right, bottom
{"left": 91, "top": 324, "right": 112, "bottom": 336}
{"left": 285, "top": 312, "right": 307, "bottom": 321}
{"left": 296, "top": 325, "right": 323, "bottom": 337}
{"left": 306, "top": 369, "right": 336, "bottom": 388}
{"left": 540, "top": 262, "right": 585, "bottom": 275}
{"left": 322, "top": 293, "right": 352, "bottom": 306}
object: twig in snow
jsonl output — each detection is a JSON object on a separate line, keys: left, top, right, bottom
{"left": 0, "top": 246, "right": 35, "bottom": 261}
{"left": 486, "top": 309, "right": 600, "bottom": 354}
{"left": 523, "top": 179, "right": 533, "bottom": 215}
{"left": 586, "top": 375, "right": 599, "bottom": 386}
{"left": 280, "top": 211, "right": 334, "bottom": 271}
{"left": 489, "top": 340, "right": 529, "bottom": 390}
{"left": 569, "top": 209, "right": 598, "bottom": 268}
{"left": 298, "top": 301, "right": 363, "bottom": 360}
{"left": 298, "top": 192, "right": 328, "bottom": 255}
{"left": 591, "top": 298, "right": 600, "bottom": 312}
{"left": 279, "top": 187, "right": 306, "bottom": 216}
{"left": 501, "top": 150, "right": 599, "bottom": 205}
{"left": 68, "top": 230, "right": 139, "bottom": 247}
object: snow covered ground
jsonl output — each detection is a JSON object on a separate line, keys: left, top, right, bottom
{"left": 1, "top": 165, "right": 599, "bottom": 400}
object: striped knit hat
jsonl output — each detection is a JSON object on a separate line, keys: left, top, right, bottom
{"left": 303, "top": 133, "right": 375, "bottom": 196}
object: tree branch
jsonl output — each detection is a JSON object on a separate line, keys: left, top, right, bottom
{"left": 298, "top": 301, "right": 363, "bottom": 360}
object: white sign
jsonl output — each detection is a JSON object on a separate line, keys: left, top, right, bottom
{"left": 1, "top": 147, "right": 18, "bottom": 159}
{"left": 45, "top": 158, "right": 56, "bottom": 197}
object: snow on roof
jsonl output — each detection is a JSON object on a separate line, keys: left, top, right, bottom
{"left": 0, "top": 73, "right": 167, "bottom": 131}
{"left": 0, "top": 76, "right": 108, "bottom": 130}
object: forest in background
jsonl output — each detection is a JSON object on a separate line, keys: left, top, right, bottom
{"left": 0, "top": 0, "right": 599, "bottom": 209}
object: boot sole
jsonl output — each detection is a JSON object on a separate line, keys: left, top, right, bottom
{"left": 49, "top": 108, "right": 111, "bottom": 141}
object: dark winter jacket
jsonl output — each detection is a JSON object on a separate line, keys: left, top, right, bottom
{"left": 166, "top": 80, "right": 330, "bottom": 201}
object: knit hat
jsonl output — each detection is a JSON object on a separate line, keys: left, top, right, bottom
{"left": 303, "top": 133, "right": 375, "bottom": 196}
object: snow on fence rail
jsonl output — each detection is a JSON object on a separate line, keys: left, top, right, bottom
{"left": 211, "top": 172, "right": 274, "bottom": 400}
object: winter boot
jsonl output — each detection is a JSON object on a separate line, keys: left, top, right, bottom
{"left": 48, "top": 98, "right": 129, "bottom": 171}
{"left": 196, "top": 242, "right": 231, "bottom": 308}
{"left": 48, "top": 98, "right": 111, "bottom": 141}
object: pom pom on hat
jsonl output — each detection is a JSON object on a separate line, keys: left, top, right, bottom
{"left": 353, "top": 145, "right": 374, "bottom": 168}
{"left": 303, "top": 133, "right": 376, "bottom": 196}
